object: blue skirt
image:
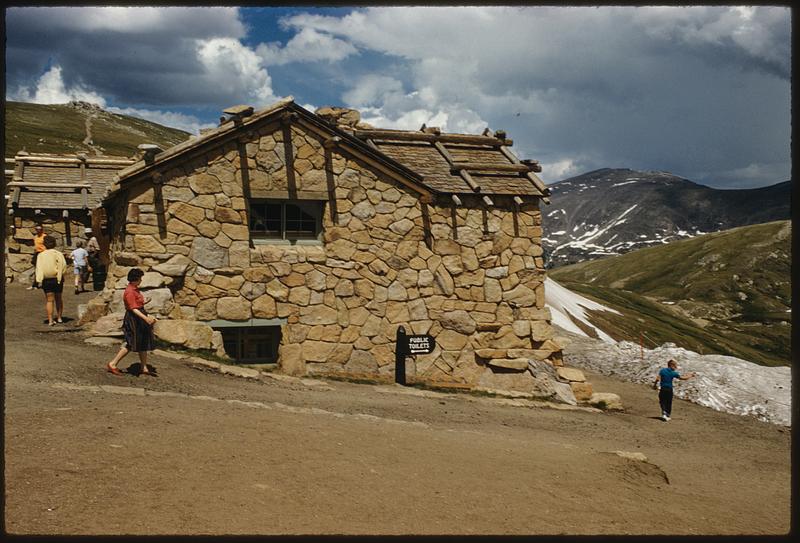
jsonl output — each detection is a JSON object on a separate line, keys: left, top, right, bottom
{"left": 123, "top": 308, "right": 155, "bottom": 352}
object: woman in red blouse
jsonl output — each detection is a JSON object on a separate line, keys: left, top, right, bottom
{"left": 106, "top": 268, "right": 157, "bottom": 376}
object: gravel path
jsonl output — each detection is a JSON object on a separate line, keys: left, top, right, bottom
{"left": 3, "top": 283, "right": 791, "bottom": 535}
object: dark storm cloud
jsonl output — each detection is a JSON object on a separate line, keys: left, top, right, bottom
{"left": 5, "top": 7, "right": 257, "bottom": 108}
{"left": 4, "top": 6, "right": 790, "bottom": 188}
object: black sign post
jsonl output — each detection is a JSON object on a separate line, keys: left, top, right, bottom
{"left": 395, "top": 326, "right": 436, "bottom": 386}
{"left": 395, "top": 326, "right": 407, "bottom": 385}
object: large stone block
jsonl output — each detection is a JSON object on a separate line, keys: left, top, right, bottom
{"left": 570, "top": 382, "right": 594, "bottom": 401}
{"left": 140, "top": 271, "right": 167, "bottom": 289}
{"left": 170, "top": 202, "right": 206, "bottom": 225}
{"left": 487, "top": 358, "right": 529, "bottom": 371}
{"left": 252, "top": 295, "right": 277, "bottom": 318}
{"left": 588, "top": 392, "right": 624, "bottom": 411}
{"left": 436, "top": 329, "right": 469, "bottom": 350}
{"left": 77, "top": 297, "right": 109, "bottom": 325}
{"left": 279, "top": 344, "right": 306, "bottom": 376}
{"left": 134, "top": 235, "right": 166, "bottom": 254}
{"left": 556, "top": 367, "right": 586, "bottom": 382}
{"left": 433, "top": 267, "right": 454, "bottom": 296}
{"left": 214, "top": 206, "right": 242, "bottom": 224}
{"left": 144, "top": 288, "right": 175, "bottom": 315}
{"left": 189, "top": 173, "right": 223, "bottom": 194}
{"left": 476, "top": 367, "right": 556, "bottom": 398}
{"left": 303, "top": 340, "right": 336, "bottom": 362}
{"left": 155, "top": 320, "right": 215, "bottom": 350}
{"left": 299, "top": 305, "right": 339, "bottom": 325}
{"left": 530, "top": 320, "right": 553, "bottom": 342}
{"left": 551, "top": 381, "right": 578, "bottom": 405}
{"left": 440, "top": 310, "right": 476, "bottom": 334}
{"left": 502, "top": 284, "right": 536, "bottom": 306}
{"left": 216, "top": 296, "right": 251, "bottom": 320}
{"left": 190, "top": 237, "right": 228, "bottom": 269}
{"left": 90, "top": 313, "right": 124, "bottom": 337}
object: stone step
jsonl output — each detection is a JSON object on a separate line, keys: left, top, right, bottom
{"left": 487, "top": 358, "right": 529, "bottom": 371}
{"left": 556, "top": 366, "right": 586, "bottom": 382}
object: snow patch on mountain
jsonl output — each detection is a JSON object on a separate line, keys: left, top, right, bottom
{"left": 545, "top": 278, "right": 619, "bottom": 343}
{"left": 562, "top": 337, "right": 791, "bottom": 427}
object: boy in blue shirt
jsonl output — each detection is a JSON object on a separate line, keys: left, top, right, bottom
{"left": 653, "top": 359, "right": 696, "bottom": 421}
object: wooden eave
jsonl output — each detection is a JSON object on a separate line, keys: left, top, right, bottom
{"left": 105, "top": 98, "right": 435, "bottom": 203}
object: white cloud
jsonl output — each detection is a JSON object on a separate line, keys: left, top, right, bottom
{"left": 634, "top": 6, "right": 790, "bottom": 76}
{"left": 540, "top": 159, "right": 584, "bottom": 184}
{"left": 4, "top": 6, "right": 790, "bottom": 188}
{"left": 275, "top": 6, "right": 790, "bottom": 187}
{"left": 10, "top": 64, "right": 107, "bottom": 106}
{"left": 257, "top": 27, "right": 358, "bottom": 66}
{"left": 106, "top": 107, "right": 214, "bottom": 136}
{"left": 196, "top": 38, "right": 277, "bottom": 106}
{"left": 342, "top": 75, "right": 404, "bottom": 108}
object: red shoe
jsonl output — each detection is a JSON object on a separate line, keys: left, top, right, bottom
{"left": 106, "top": 363, "right": 124, "bottom": 376}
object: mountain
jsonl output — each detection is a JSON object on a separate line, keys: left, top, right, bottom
{"left": 542, "top": 168, "right": 790, "bottom": 268}
{"left": 4, "top": 100, "right": 191, "bottom": 158}
{"left": 548, "top": 220, "right": 791, "bottom": 367}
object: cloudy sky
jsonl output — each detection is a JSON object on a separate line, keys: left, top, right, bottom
{"left": 5, "top": 5, "right": 791, "bottom": 189}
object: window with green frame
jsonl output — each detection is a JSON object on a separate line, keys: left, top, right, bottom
{"left": 249, "top": 199, "right": 323, "bottom": 241}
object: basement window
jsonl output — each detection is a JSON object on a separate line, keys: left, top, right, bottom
{"left": 250, "top": 199, "right": 323, "bottom": 242}
{"left": 209, "top": 321, "right": 283, "bottom": 364}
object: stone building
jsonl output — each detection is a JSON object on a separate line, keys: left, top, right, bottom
{"left": 91, "top": 97, "right": 565, "bottom": 394}
{"left": 4, "top": 152, "right": 135, "bottom": 284}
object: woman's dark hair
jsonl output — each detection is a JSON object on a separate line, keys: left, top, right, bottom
{"left": 43, "top": 235, "right": 57, "bottom": 249}
{"left": 127, "top": 268, "right": 145, "bottom": 282}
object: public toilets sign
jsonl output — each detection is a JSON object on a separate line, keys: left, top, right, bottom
{"left": 406, "top": 334, "right": 435, "bottom": 355}
{"left": 394, "top": 326, "right": 436, "bottom": 385}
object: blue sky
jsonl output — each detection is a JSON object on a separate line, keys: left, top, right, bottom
{"left": 5, "top": 6, "right": 791, "bottom": 189}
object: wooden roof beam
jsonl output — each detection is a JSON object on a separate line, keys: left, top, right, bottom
{"left": 138, "top": 144, "right": 163, "bottom": 165}
{"left": 353, "top": 129, "right": 512, "bottom": 147}
{"left": 450, "top": 162, "right": 532, "bottom": 173}
{"left": 14, "top": 155, "right": 134, "bottom": 166}
{"left": 6, "top": 182, "right": 92, "bottom": 190}
{"left": 459, "top": 170, "right": 481, "bottom": 193}
{"left": 433, "top": 141, "right": 456, "bottom": 164}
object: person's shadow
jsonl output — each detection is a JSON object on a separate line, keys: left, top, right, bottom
{"left": 42, "top": 316, "right": 77, "bottom": 328}
{"left": 126, "top": 363, "right": 158, "bottom": 377}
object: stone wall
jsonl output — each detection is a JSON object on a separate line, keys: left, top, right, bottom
{"left": 95, "top": 119, "right": 563, "bottom": 395}
{"left": 5, "top": 214, "right": 92, "bottom": 284}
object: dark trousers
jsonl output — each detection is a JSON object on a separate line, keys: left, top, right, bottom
{"left": 659, "top": 387, "right": 674, "bottom": 416}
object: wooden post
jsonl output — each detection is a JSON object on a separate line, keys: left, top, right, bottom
{"left": 281, "top": 117, "right": 297, "bottom": 199}
{"left": 63, "top": 209, "right": 71, "bottom": 246}
{"left": 236, "top": 143, "right": 254, "bottom": 247}
{"left": 323, "top": 147, "right": 339, "bottom": 225}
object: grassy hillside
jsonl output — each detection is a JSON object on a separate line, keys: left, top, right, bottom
{"left": 550, "top": 221, "right": 791, "bottom": 366}
{"left": 5, "top": 101, "right": 191, "bottom": 158}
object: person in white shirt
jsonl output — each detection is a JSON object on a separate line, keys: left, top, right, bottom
{"left": 70, "top": 240, "right": 90, "bottom": 294}
{"left": 35, "top": 235, "right": 68, "bottom": 325}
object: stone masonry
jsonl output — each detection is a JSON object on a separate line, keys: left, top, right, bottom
{"left": 87, "top": 100, "right": 565, "bottom": 398}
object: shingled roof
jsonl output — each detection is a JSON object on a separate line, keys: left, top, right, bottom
{"left": 108, "top": 99, "right": 549, "bottom": 203}
{"left": 7, "top": 152, "right": 135, "bottom": 211}
{"left": 347, "top": 127, "right": 550, "bottom": 199}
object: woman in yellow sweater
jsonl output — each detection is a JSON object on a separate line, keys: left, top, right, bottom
{"left": 35, "top": 235, "right": 68, "bottom": 326}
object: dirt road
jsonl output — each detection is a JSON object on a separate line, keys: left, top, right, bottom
{"left": 2, "top": 283, "right": 791, "bottom": 535}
